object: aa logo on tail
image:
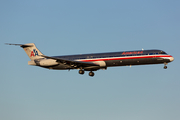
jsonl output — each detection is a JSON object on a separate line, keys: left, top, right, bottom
{"left": 30, "top": 49, "right": 38, "bottom": 57}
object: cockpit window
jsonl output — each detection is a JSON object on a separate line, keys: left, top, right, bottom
{"left": 159, "top": 51, "right": 167, "bottom": 54}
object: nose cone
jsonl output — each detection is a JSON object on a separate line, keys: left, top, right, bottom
{"left": 170, "top": 56, "right": 174, "bottom": 62}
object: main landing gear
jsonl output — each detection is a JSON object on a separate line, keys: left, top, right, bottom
{"left": 78, "top": 69, "right": 95, "bottom": 77}
{"left": 89, "top": 71, "right": 95, "bottom": 77}
{"left": 79, "top": 69, "right": 84, "bottom": 74}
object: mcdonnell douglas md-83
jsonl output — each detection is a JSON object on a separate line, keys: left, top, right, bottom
{"left": 6, "top": 43, "right": 174, "bottom": 77}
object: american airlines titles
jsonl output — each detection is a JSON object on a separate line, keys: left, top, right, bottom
{"left": 122, "top": 51, "right": 143, "bottom": 55}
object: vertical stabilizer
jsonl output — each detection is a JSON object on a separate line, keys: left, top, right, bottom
{"left": 22, "top": 43, "right": 44, "bottom": 60}
{"left": 6, "top": 43, "right": 44, "bottom": 60}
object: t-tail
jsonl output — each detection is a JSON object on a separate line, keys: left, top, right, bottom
{"left": 6, "top": 43, "right": 44, "bottom": 60}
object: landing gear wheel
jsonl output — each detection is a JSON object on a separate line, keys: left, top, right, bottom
{"left": 89, "top": 71, "right": 94, "bottom": 77}
{"left": 164, "top": 63, "right": 168, "bottom": 69}
{"left": 164, "top": 66, "right": 167, "bottom": 69}
{"left": 79, "top": 70, "right": 84, "bottom": 75}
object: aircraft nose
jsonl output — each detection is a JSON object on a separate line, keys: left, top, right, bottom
{"left": 170, "top": 56, "right": 174, "bottom": 62}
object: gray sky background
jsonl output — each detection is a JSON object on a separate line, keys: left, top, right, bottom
{"left": 1, "top": 0, "right": 180, "bottom": 120}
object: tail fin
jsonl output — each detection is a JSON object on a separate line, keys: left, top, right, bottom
{"left": 22, "top": 43, "right": 44, "bottom": 60}
{"left": 6, "top": 43, "right": 44, "bottom": 60}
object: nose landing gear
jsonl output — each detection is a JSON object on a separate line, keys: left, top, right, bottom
{"left": 164, "top": 63, "right": 167, "bottom": 69}
{"left": 164, "top": 66, "right": 167, "bottom": 69}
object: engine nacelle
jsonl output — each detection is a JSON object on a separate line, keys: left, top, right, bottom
{"left": 39, "top": 59, "right": 59, "bottom": 66}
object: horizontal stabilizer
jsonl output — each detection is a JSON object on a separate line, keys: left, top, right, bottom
{"left": 5, "top": 43, "right": 33, "bottom": 48}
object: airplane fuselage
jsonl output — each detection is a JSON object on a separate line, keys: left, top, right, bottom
{"left": 45, "top": 49, "right": 174, "bottom": 71}
{"left": 7, "top": 43, "right": 174, "bottom": 77}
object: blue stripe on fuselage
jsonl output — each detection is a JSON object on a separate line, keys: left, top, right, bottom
{"left": 52, "top": 49, "right": 167, "bottom": 61}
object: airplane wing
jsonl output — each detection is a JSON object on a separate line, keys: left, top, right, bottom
{"left": 41, "top": 55, "right": 100, "bottom": 70}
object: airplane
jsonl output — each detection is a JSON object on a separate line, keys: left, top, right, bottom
{"left": 6, "top": 43, "right": 174, "bottom": 77}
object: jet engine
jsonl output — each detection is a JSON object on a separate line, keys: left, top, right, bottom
{"left": 38, "top": 59, "right": 59, "bottom": 66}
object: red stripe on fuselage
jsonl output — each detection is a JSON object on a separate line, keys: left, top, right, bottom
{"left": 80, "top": 55, "right": 172, "bottom": 62}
